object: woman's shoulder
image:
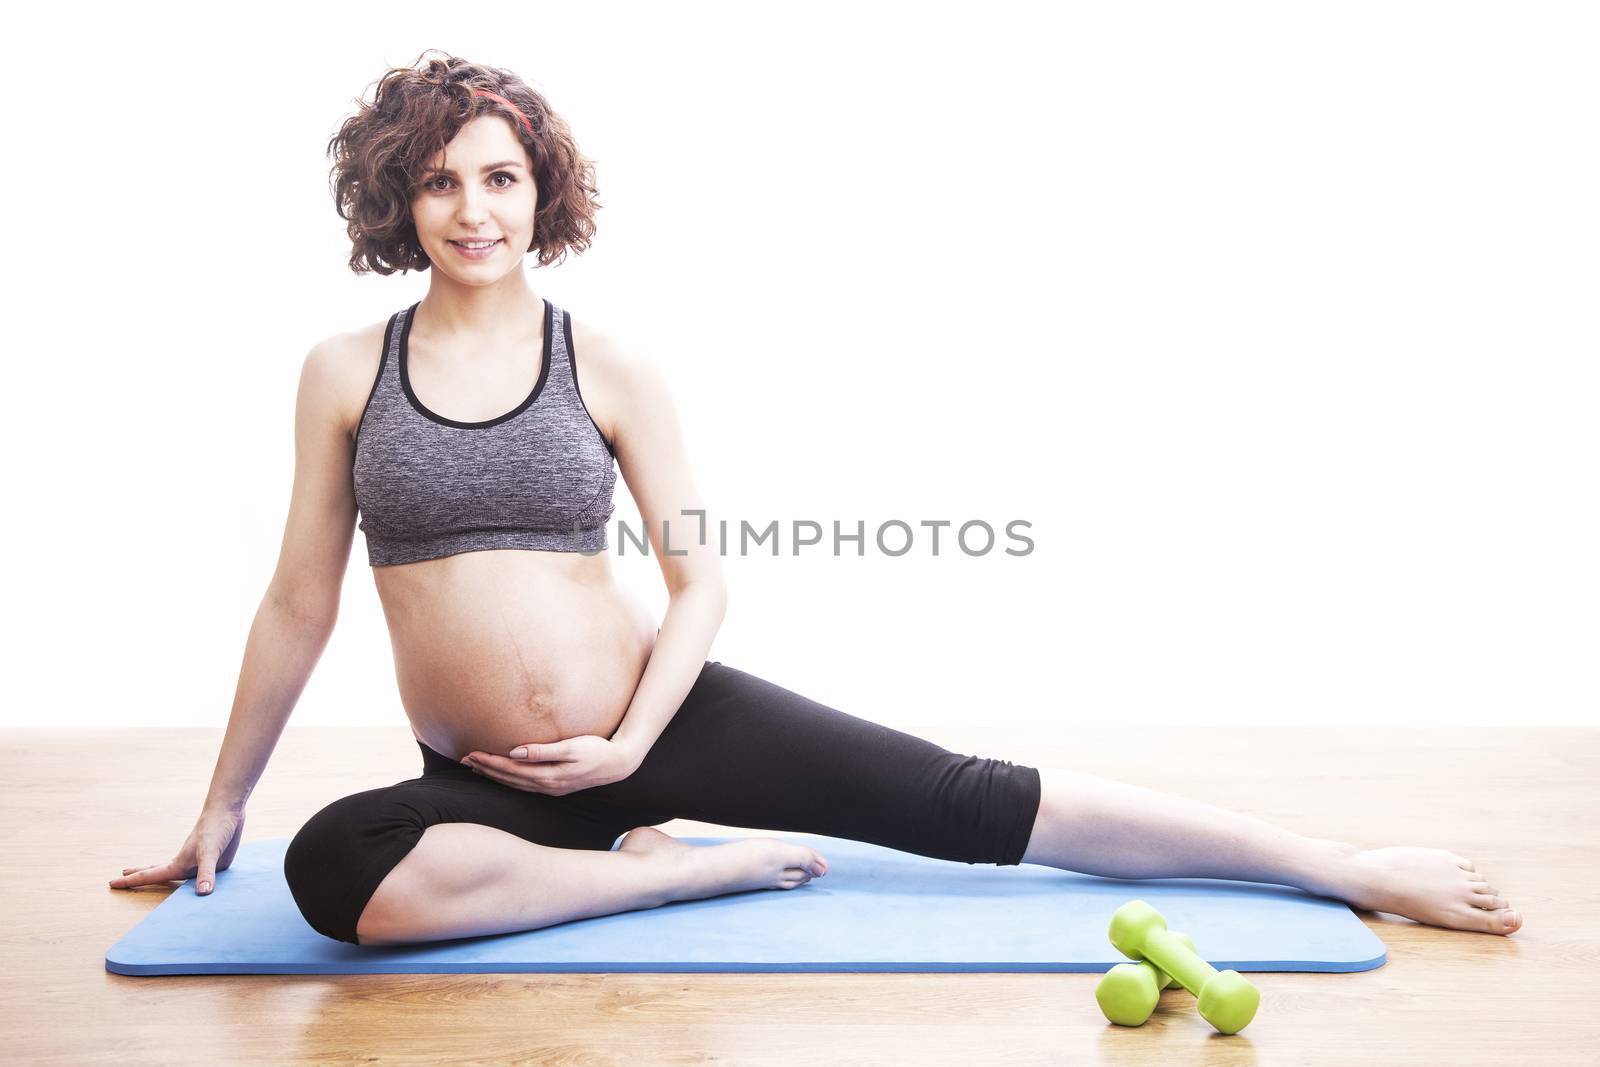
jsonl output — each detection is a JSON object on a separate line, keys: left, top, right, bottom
{"left": 568, "top": 312, "right": 671, "bottom": 390}
{"left": 567, "top": 312, "right": 670, "bottom": 455}
{"left": 305, "top": 315, "right": 391, "bottom": 444}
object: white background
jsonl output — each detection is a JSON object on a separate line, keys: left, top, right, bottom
{"left": 5, "top": 1, "right": 1595, "bottom": 732}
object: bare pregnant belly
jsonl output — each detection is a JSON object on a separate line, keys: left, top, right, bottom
{"left": 372, "top": 550, "right": 660, "bottom": 763}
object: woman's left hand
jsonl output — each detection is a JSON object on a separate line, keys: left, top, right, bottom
{"left": 461, "top": 735, "right": 643, "bottom": 796}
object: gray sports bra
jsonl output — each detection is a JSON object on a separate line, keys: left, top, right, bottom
{"left": 352, "top": 299, "right": 618, "bottom": 566}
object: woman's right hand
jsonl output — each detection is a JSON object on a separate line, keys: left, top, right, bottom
{"left": 109, "top": 806, "right": 246, "bottom": 896}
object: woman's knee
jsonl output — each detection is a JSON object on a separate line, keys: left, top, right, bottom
{"left": 960, "top": 755, "right": 1049, "bottom": 863}
{"left": 283, "top": 788, "right": 429, "bottom": 945}
{"left": 909, "top": 752, "right": 1044, "bottom": 866}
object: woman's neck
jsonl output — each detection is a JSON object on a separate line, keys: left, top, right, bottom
{"left": 418, "top": 274, "right": 543, "bottom": 339}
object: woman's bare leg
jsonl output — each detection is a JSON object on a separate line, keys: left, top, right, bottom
{"left": 1021, "top": 768, "right": 1522, "bottom": 935}
{"left": 355, "top": 824, "right": 828, "bottom": 946}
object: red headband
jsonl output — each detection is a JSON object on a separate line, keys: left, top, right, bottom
{"left": 469, "top": 87, "right": 535, "bottom": 140}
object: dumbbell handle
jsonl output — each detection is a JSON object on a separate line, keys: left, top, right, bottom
{"left": 1136, "top": 926, "right": 1220, "bottom": 997}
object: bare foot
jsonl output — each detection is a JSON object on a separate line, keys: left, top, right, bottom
{"left": 617, "top": 825, "right": 829, "bottom": 900}
{"left": 1333, "top": 844, "right": 1522, "bottom": 935}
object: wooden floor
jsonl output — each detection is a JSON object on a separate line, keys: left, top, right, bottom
{"left": 6, "top": 726, "right": 1597, "bottom": 1065}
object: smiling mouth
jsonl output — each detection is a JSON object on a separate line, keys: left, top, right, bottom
{"left": 449, "top": 239, "right": 503, "bottom": 249}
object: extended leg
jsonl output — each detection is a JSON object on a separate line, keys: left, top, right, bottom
{"left": 1022, "top": 768, "right": 1353, "bottom": 890}
{"left": 592, "top": 661, "right": 1043, "bottom": 866}
{"left": 594, "top": 662, "right": 1521, "bottom": 936}
{"left": 1022, "top": 767, "right": 1522, "bottom": 935}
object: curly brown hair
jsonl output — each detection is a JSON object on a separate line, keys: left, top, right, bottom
{"left": 327, "top": 49, "right": 600, "bottom": 274}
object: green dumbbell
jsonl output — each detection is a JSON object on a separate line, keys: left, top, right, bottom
{"left": 1094, "top": 930, "right": 1199, "bottom": 1026}
{"left": 1108, "top": 900, "right": 1261, "bottom": 1035}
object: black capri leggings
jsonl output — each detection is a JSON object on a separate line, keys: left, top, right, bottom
{"left": 283, "top": 660, "right": 1042, "bottom": 944}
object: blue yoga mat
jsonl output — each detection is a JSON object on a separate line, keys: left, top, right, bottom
{"left": 105, "top": 836, "right": 1386, "bottom": 975}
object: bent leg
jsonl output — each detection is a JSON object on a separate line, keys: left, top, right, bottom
{"left": 593, "top": 661, "right": 1042, "bottom": 866}
{"left": 283, "top": 747, "right": 623, "bottom": 944}
{"left": 284, "top": 741, "right": 829, "bottom": 946}
{"left": 351, "top": 822, "right": 676, "bottom": 945}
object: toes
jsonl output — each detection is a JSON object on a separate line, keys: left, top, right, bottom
{"left": 1454, "top": 856, "right": 1476, "bottom": 872}
{"left": 1467, "top": 905, "right": 1520, "bottom": 934}
{"left": 1472, "top": 895, "right": 1508, "bottom": 911}
{"left": 1471, "top": 882, "right": 1499, "bottom": 897}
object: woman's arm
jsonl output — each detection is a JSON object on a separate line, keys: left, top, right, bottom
{"left": 114, "top": 338, "right": 359, "bottom": 897}
{"left": 609, "top": 581, "right": 726, "bottom": 761}
{"left": 208, "top": 337, "right": 360, "bottom": 809}
{"left": 204, "top": 597, "right": 338, "bottom": 812}
{"left": 593, "top": 344, "right": 729, "bottom": 764}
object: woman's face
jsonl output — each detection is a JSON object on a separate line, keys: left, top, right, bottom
{"left": 411, "top": 114, "right": 538, "bottom": 281}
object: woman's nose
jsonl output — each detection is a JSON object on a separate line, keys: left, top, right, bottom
{"left": 455, "top": 189, "right": 490, "bottom": 223}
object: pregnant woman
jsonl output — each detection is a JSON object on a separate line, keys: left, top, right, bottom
{"left": 110, "top": 52, "right": 1520, "bottom": 946}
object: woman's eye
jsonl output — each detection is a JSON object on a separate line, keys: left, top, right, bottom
{"left": 425, "top": 174, "right": 514, "bottom": 191}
